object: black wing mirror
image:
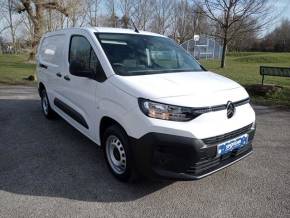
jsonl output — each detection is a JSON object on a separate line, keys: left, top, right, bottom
{"left": 69, "top": 61, "right": 96, "bottom": 79}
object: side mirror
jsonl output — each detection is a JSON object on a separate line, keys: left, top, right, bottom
{"left": 69, "top": 61, "right": 96, "bottom": 79}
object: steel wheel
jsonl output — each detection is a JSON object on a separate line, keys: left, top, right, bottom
{"left": 105, "top": 135, "right": 127, "bottom": 175}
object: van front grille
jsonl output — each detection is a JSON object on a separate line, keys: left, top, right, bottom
{"left": 185, "top": 145, "right": 252, "bottom": 176}
{"left": 202, "top": 124, "right": 252, "bottom": 145}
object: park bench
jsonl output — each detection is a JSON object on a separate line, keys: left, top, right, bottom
{"left": 260, "top": 66, "right": 290, "bottom": 85}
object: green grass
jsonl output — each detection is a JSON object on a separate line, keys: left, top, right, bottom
{"left": 0, "top": 54, "right": 36, "bottom": 85}
{"left": 200, "top": 52, "right": 290, "bottom": 106}
{"left": 226, "top": 52, "right": 266, "bottom": 57}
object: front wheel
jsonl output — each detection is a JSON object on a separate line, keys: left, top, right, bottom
{"left": 103, "top": 125, "right": 133, "bottom": 182}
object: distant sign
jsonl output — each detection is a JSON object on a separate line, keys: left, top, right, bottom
{"left": 194, "top": 35, "right": 200, "bottom": 41}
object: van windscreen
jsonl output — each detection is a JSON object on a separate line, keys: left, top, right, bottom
{"left": 95, "top": 33, "right": 204, "bottom": 76}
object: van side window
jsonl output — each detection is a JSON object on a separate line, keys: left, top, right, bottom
{"left": 40, "top": 35, "right": 65, "bottom": 66}
{"left": 69, "top": 35, "right": 107, "bottom": 82}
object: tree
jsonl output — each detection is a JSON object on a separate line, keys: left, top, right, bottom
{"left": 118, "top": 0, "right": 134, "bottom": 28}
{"left": 86, "top": 0, "right": 102, "bottom": 26}
{"left": 0, "top": 0, "right": 25, "bottom": 53}
{"left": 172, "top": 0, "right": 194, "bottom": 43}
{"left": 16, "top": 0, "right": 68, "bottom": 60}
{"left": 65, "top": 0, "right": 87, "bottom": 27}
{"left": 131, "top": 0, "right": 153, "bottom": 30}
{"left": 171, "top": 0, "right": 206, "bottom": 43}
{"left": 7, "top": 0, "right": 16, "bottom": 51}
{"left": 106, "top": 0, "right": 118, "bottom": 27}
{"left": 201, "top": 0, "right": 272, "bottom": 68}
{"left": 150, "top": 0, "right": 173, "bottom": 35}
{"left": 228, "top": 28, "right": 258, "bottom": 52}
{"left": 258, "top": 19, "right": 290, "bottom": 52}
{"left": 0, "top": 36, "right": 5, "bottom": 53}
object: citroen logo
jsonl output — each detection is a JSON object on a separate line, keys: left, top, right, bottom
{"left": 226, "top": 101, "right": 235, "bottom": 119}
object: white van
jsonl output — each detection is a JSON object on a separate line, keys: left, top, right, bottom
{"left": 37, "top": 27, "right": 256, "bottom": 181}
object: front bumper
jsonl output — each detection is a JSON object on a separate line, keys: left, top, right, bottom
{"left": 129, "top": 123, "right": 256, "bottom": 180}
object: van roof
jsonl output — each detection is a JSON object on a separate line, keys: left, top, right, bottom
{"left": 44, "top": 27, "right": 166, "bottom": 38}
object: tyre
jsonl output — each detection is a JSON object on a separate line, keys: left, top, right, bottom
{"left": 103, "top": 125, "right": 133, "bottom": 182}
{"left": 40, "top": 89, "right": 55, "bottom": 119}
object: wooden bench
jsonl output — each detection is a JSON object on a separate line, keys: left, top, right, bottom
{"left": 260, "top": 66, "right": 290, "bottom": 85}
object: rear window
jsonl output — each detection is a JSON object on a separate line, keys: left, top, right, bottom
{"left": 39, "top": 35, "right": 65, "bottom": 65}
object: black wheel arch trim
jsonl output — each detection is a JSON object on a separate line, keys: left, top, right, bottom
{"left": 38, "top": 82, "right": 46, "bottom": 97}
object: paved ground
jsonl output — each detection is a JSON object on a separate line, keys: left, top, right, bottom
{"left": 0, "top": 85, "right": 289, "bottom": 218}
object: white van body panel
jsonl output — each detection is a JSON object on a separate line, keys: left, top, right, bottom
{"left": 37, "top": 34, "right": 66, "bottom": 105}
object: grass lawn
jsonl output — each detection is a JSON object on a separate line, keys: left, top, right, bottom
{"left": 0, "top": 52, "right": 289, "bottom": 106}
{"left": 0, "top": 54, "right": 36, "bottom": 85}
{"left": 200, "top": 52, "right": 290, "bottom": 106}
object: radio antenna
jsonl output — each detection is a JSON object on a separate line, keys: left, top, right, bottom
{"left": 131, "top": 19, "right": 139, "bottom": 33}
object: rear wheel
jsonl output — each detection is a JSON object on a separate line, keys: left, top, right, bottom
{"left": 103, "top": 125, "right": 133, "bottom": 182}
{"left": 40, "top": 89, "right": 55, "bottom": 119}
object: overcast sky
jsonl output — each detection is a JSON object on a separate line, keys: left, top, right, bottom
{"left": 256, "top": 0, "right": 290, "bottom": 36}
{"left": 276, "top": 0, "right": 290, "bottom": 20}
{"left": 270, "top": 1, "right": 290, "bottom": 26}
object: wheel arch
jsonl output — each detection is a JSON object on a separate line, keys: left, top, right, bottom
{"left": 99, "top": 116, "right": 128, "bottom": 147}
{"left": 38, "top": 82, "right": 46, "bottom": 97}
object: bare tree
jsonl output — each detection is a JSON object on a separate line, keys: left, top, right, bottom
{"left": 260, "top": 19, "right": 290, "bottom": 52}
{"left": 17, "top": 0, "right": 68, "bottom": 60}
{"left": 0, "top": 0, "right": 25, "bottom": 52}
{"left": 170, "top": 0, "right": 207, "bottom": 43}
{"left": 65, "top": 0, "right": 87, "bottom": 27}
{"left": 22, "top": 13, "right": 34, "bottom": 46}
{"left": 228, "top": 26, "right": 258, "bottom": 51}
{"left": 118, "top": 0, "right": 134, "bottom": 28}
{"left": 0, "top": 2, "right": 11, "bottom": 35}
{"left": 201, "top": 0, "right": 273, "bottom": 68}
{"left": 7, "top": 0, "right": 16, "bottom": 50}
{"left": 106, "top": 0, "right": 118, "bottom": 27}
{"left": 173, "top": 0, "right": 195, "bottom": 43}
{"left": 86, "top": 0, "right": 102, "bottom": 26}
{"left": 131, "top": 0, "right": 153, "bottom": 30}
{"left": 150, "top": 0, "right": 173, "bottom": 35}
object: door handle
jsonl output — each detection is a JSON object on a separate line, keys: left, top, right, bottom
{"left": 56, "top": 72, "right": 62, "bottom": 78}
{"left": 64, "top": 75, "right": 70, "bottom": 81}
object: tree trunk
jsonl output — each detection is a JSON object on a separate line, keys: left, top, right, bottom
{"left": 8, "top": 0, "right": 16, "bottom": 53}
{"left": 221, "top": 37, "right": 227, "bottom": 68}
{"left": 29, "top": 2, "right": 44, "bottom": 61}
{"left": 221, "top": 25, "right": 229, "bottom": 68}
{"left": 122, "top": 15, "right": 129, "bottom": 28}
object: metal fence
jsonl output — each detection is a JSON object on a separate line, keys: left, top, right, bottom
{"left": 181, "top": 35, "right": 222, "bottom": 60}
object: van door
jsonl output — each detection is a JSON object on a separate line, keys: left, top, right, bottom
{"left": 38, "top": 34, "right": 66, "bottom": 108}
{"left": 55, "top": 32, "right": 106, "bottom": 140}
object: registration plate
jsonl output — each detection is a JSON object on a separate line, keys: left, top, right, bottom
{"left": 217, "top": 134, "right": 249, "bottom": 156}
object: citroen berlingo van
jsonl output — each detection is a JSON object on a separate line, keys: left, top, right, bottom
{"left": 37, "top": 27, "right": 256, "bottom": 181}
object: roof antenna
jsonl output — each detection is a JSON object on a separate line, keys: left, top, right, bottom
{"left": 131, "top": 19, "right": 139, "bottom": 33}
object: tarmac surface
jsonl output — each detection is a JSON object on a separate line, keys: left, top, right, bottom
{"left": 0, "top": 85, "right": 289, "bottom": 218}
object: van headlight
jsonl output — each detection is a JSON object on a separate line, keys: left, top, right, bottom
{"left": 138, "top": 98, "right": 201, "bottom": 122}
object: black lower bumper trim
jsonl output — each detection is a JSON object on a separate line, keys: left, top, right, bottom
{"left": 129, "top": 126, "right": 255, "bottom": 180}
{"left": 156, "top": 149, "right": 253, "bottom": 180}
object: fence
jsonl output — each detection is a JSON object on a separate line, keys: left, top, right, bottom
{"left": 181, "top": 35, "right": 222, "bottom": 60}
